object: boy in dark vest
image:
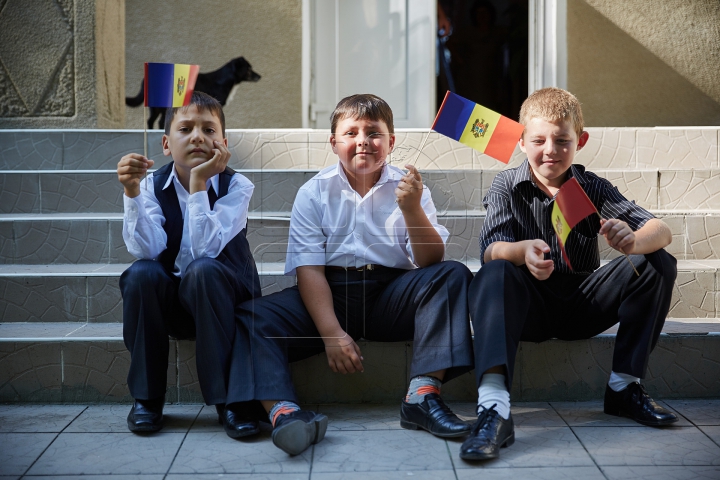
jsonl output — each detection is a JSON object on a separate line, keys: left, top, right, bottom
{"left": 116, "top": 92, "right": 261, "bottom": 436}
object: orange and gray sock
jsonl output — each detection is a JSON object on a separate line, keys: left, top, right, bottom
{"left": 405, "top": 375, "right": 442, "bottom": 404}
{"left": 269, "top": 401, "right": 300, "bottom": 427}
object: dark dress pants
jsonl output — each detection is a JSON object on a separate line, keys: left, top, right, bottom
{"left": 227, "top": 261, "right": 475, "bottom": 404}
{"left": 121, "top": 258, "right": 254, "bottom": 404}
{"left": 469, "top": 249, "right": 677, "bottom": 391}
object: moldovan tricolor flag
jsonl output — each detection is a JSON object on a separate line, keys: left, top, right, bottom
{"left": 551, "top": 177, "right": 598, "bottom": 270}
{"left": 432, "top": 91, "right": 525, "bottom": 164}
{"left": 144, "top": 62, "right": 199, "bottom": 108}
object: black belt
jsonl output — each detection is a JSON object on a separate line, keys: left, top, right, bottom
{"left": 326, "top": 264, "right": 383, "bottom": 272}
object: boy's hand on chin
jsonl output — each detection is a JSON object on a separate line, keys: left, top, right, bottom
{"left": 600, "top": 218, "right": 636, "bottom": 254}
{"left": 189, "top": 140, "right": 231, "bottom": 193}
{"left": 117, "top": 153, "right": 154, "bottom": 198}
{"left": 323, "top": 332, "right": 364, "bottom": 374}
{"left": 525, "top": 239, "right": 554, "bottom": 280}
{"left": 395, "top": 164, "right": 424, "bottom": 213}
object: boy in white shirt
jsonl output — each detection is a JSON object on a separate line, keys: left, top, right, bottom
{"left": 117, "top": 92, "right": 262, "bottom": 436}
{"left": 227, "top": 94, "right": 474, "bottom": 455}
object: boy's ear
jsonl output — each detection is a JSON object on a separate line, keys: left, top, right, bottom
{"left": 222, "top": 137, "right": 228, "bottom": 148}
{"left": 330, "top": 133, "right": 337, "bottom": 153}
{"left": 576, "top": 131, "right": 589, "bottom": 151}
{"left": 518, "top": 135, "right": 527, "bottom": 154}
{"left": 389, "top": 134, "right": 396, "bottom": 152}
{"left": 161, "top": 134, "right": 172, "bottom": 157}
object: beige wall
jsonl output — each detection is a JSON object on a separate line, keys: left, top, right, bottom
{"left": 124, "top": 0, "right": 302, "bottom": 129}
{"left": 567, "top": 0, "right": 720, "bottom": 127}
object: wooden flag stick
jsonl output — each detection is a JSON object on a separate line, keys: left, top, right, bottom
{"left": 409, "top": 129, "right": 432, "bottom": 166}
{"left": 620, "top": 248, "right": 640, "bottom": 276}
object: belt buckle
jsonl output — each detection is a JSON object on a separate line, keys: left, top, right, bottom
{"left": 358, "top": 264, "right": 374, "bottom": 271}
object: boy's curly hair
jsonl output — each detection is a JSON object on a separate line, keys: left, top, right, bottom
{"left": 519, "top": 87, "right": 584, "bottom": 138}
{"left": 330, "top": 94, "right": 394, "bottom": 134}
{"left": 164, "top": 91, "right": 226, "bottom": 136}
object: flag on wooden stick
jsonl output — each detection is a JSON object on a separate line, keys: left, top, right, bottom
{"left": 144, "top": 62, "right": 199, "bottom": 108}
{"left": 431, "top": 91, "right": 525, "bottom": 164}
{"left": 551, "top": 177, "right": 597, "bottom": 270}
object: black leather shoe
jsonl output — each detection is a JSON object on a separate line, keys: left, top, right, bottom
{"left": 127, "top": 397, "right": 164, "bottom": 433}
{"left": 272, "top": 410, "right": 328, "bottom": 455}
{"left": 604, "top": 382, "right": 678, "bottom": 426}
{"left": 460, "top": 405, "right": 514, "bottom": 461}
{"left": 400, "top": 393, "right": 471, "bottom": 438}
{"left": 216, "top": 403, "right": 261, "bottom": 439}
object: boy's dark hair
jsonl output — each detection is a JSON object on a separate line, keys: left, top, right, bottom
{"left": 330, "top": 94, "right": 394, "bottom": 134}
{"left": 164, "top": 91, "right": 226, "bottom": 136}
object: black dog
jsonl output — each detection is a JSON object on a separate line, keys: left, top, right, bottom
{"left": 126, "top": 56, "right": 261, "bottom": 129}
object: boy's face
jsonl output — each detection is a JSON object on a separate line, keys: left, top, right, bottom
{"left": 162, "top": 104, "right": 227, "bottom": 175}
{"left": 519, "top": 117, "right": 588, "bottom": 188}
{"left": 330, "top": 116, "right": 395, "bottom": 180}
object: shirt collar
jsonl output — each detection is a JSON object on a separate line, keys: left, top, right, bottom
{"left": 511, "top": 159, "right": 589, "bottom": 191}
{"left": 329, "top": 161, "right": 392, "bottom": 189}
{"left": 163, "top": 163, "right": 220, "bottom": 193}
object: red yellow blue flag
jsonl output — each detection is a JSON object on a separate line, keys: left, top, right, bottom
{"left": 551, "top": 177, "right": 598, "bottom": 270}
{"left": 144, "top": 62, "right": 199, "bottom": 108}
{"left": 432, "top": 91, "right": 525, "bottom": 164}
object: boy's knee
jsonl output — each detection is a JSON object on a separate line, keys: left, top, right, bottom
{"left": 184, "top": 257, "right": 224, "bottom": 281}
{"left": 436, "top": 260, "right": 473, "bottom": 285}
{"left": 121, "top": 260, "right": 167, "bottom": 290}
{"left": 645, "top": 249, "right": 677, "bottom": 286}
{"left": 474, "top": 259, "right": 516, "bottom": 283}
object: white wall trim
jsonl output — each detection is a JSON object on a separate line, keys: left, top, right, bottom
{"left": 528, "top": 0, "right": 567, "bottom": 93}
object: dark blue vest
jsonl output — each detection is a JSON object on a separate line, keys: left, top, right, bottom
{"left": 152, "top": 162, "right": 261, "bottom": 299}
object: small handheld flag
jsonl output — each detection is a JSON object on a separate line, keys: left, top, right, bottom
{"left": 551, "top": 177, "right": 598, "bottom": 270}
{"left": 432, "top": 91, "right": 525, "bottom": 164}
{"left": 144, "top": 62, "right": 199, "bottom": 108}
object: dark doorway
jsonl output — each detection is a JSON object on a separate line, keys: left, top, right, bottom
{"left": 437, "top": 0, "right": 528, "bottom": 122}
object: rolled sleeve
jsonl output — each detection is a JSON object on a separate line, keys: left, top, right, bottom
{"left": 285, "top": 188, "right": 327, "bottom": 275}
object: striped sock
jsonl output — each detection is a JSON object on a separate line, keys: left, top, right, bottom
{"left": 269, "top": 401, "right": 300, "bottom": 427}
{"left": 405, "top": 375, "right": 442, "bottom": 404}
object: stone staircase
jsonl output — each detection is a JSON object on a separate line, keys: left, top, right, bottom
{"left": 1, "top": 127, "right": 719, "bottom": 404}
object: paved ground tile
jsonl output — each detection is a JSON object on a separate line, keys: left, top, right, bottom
{"left": 318, "top": 404, "right": 402, "bottom": 430}
{"left": 699, "top": 425, "right": 720, "bottom": 445}
{"left": 311, "top": 429, "right": 454, "bottom": 473}
{"left": 664, "top": 399, "right": 720, "bottom": 425}
{"left": 573, "top": 426, "right": 720, "bottom": 466}
{"left": 24, "top": 476, "right": 163, "bottom": 480}
{"left": 169, "top": 430, "right": 311, "bottom": 475}
{"left": 551, "top": 400, "right": 693, "bottom": 427}
{"left": 312, "top": 470, "right": 457, "bottom": 480}
{"left": 602, "top": 465, "right": 720, "bottom": 479}
{"left": 64, "top": 404, "right": 202, "bottom": 433}
{"left": 0, "top": 433, "right": 55, "bottom": 476}
{"left": 455, "top": 466, "right": 606, "bottom": 479}
{"left": 189, "top": 405, "right": 273, "bottom": 433}
{"left": 452, "top": 426, "right": 594, "bottom": 469}
{"left": 26, "top": 432, "right": 185, "bottom": 475}
{"left": 166, "top": 476, "right": 306, "bottom": 480}
{"left": 0, "top": 404, "right": 85, "bottom": 432}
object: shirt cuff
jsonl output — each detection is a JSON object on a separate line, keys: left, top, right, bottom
{"left": 123, "top": 193, "right": 145, "bottom": 219}
{"left": 187, "top": 190, "right": 211, "bottom": 215}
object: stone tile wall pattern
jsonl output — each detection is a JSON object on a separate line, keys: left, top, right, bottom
{"left": 575, "top": 128, "right": 636, "bottom": 169}
{"left": 669, "top": 270, "right": 716, "bottom": 318}
{"left": 87, "top": 277, "right": 122, "bottom": 323}
{"left": 659, "top": 170, "right": 720, "bottom": 210}
{"left": 40, "top": 173, "right": 123, "bottom": 213}
{"left": 10, "top": 220, "right": 109, "bottom": 264}
{"left": 0, "top": 342, "right": 62, "bottom": 402}
{"left": 0, "top": 173, "right": 40, "bottom": 213}
{"left": 0, "top": 276, "right": 86, "bottom": 322}
{"left": 638, "top": 128, "right": 719, "bottom": 169}
{"left": 60, "top": 341, "right": 134, "bottom": 403}
{"left": 0, "top": 132, "right": 63, "bottom": 169}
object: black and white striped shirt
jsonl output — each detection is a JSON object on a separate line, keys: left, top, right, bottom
{"left": 479, "top": 159, "right": 655, "bottom": 274}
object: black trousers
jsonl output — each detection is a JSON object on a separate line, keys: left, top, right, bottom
{"left": 120, "top": 258, "right": 254, "bottom": 404}
{"left": 468, "top": 250, "right": 677, "bottom": 391}
{"left": 227, "top": 261, "right": 475, "bottom": 404}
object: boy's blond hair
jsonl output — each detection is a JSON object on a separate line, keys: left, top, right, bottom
{"left": 519, "top": 87, "right": 584, "bottom": 138}
{"left": 330, "top": 94, "right": 394, "bottom": 134}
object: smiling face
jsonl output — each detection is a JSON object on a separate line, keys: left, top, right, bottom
{"left": 162, "top": 104, "right": 227, "bottom": 182}
{"left": 330, "top": 115, "right": 395, "bottom": 188}
{"left": 519, "top": 116, "right": 589, "bottom": 190}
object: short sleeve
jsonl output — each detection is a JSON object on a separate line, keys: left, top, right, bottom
{"left": 284, "top": 186, "right": 327, "bottom": 275}
{"left": 597, "top": 178, "right": 654, "bottom": 231}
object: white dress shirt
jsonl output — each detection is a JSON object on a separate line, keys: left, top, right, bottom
{"left": 285, "top": 163, "right": 449, "bottom": 275}
{"left": 122, "top": 164, "right": 254, "bottom": 277}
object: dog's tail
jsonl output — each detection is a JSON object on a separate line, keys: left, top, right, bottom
{"left": 125, "top": 82, "right": 144, "bottom": 107}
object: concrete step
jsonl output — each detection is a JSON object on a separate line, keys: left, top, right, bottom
{"left": 2, "top": 168, "right": 720, "bottom": 214}
{"left": 1, "top": 321, "right": 718, "bottom": 403}
{"left": 2, "top": 211, "right": 720, "bottom": 266}
{"left": 1, "top": 259, "right": 719, "bottom": 323}
{"left": 2, "top": 127, "right": 718, "bottom": 171}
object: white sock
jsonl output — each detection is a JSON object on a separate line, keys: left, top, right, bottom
{"left": 608, "top": 371, "right": 640, "bottom": 392}
{"left": 477, "top": 373, "right": 510, "bottom": 420}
